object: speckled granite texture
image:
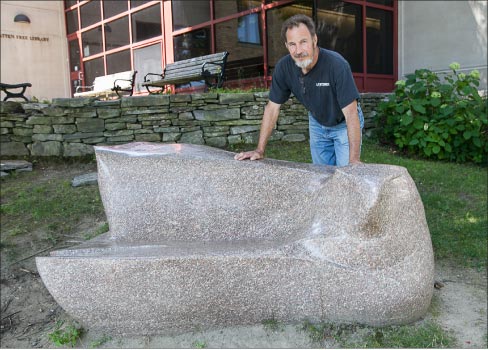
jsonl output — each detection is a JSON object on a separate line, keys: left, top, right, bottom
{"left": 36, "top": 142, "right": 434, "bottom": 335}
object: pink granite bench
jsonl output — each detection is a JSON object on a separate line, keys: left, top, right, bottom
{"left": 37, "top": 142, "right": 435, "bottom": 335}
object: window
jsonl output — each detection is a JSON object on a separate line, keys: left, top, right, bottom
{"left": 84, "top": 57, "right": 104, "bottom": 85}
{"left": 66, "top": 9, "right": 78, "bottom": 34}
{"left": 238, "top": 13, "right": 261, "bottom": 45}
{"left": 367, "top": 0, "right": 393, "bottom": 6}
{"left": 69, "top": 39, "right": 81, "bottom": 72}
{"left": 107, "top": 50, "right": 131, "bottom": 74}
{"left": 81, "top": 26, "right": 103, "bottom": 57}
{"left": 216, "top": 17, "right": 263, "bottom": 80}
{"left": 66, "top": 0, "right": 396, "bottom": 95}
{"left": 105, "top": 17, "right": 130, "bottom": 50}
{"left": 173, "top": 28, "right": 211, "bottom": 61}
{"left": 131, "top": 0, "right": 152, "bottom": 9}
{"left": 214, "top": 0, "right": 261, "bottom": 19}
{"left": 366, "top": 7, "right": 393, "bottom": 74}
{"left": 134, "top": 43, "right": 162, "bottom": 92}
{"left": 103, "top": 0, "right": 128, "bottom": 19}
{"left": 65, "top": 0, "right": 77, "bottom": 9}
{"left": 172, "top": 0, "right": 210, "bottom": 30}
{"left": 316, "top": 0, "right": 363, "bottom": 73}
{"left": 131, "top": 4, "right": 162, "bottom": 43}
{"left": 80, "top": 0, "right": 101, "bottom": 28}
{"left": 266, "top": 1, "right": 313, "bottom": 69}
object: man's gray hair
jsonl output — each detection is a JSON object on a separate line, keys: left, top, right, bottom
{"left": 281, "top": 14, "right": 316, "bottom": 43}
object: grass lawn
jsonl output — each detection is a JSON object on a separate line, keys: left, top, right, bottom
{"left": 230, "top": 139, "right": 487, "bottom": 268}
{"left": 0, "top": 162, "right": 105, "bottom": 259}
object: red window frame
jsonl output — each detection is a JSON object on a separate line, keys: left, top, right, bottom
{"left": 64, "top": 1, "right": 165, "bottom": 94}
{"left": 64, "top": 0, "right": 397, "bottom": 94}
{"left": 166, "top": 0, "right": 397, "bottom": 93}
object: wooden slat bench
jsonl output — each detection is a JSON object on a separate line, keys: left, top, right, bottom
{"left": 0, "top": 82, "right": 32, "bottom": 101}
{"left": 74, "top": 70, "right": 137, "bottom": 99}
{"left": 142, "top": 52, "right": 229, "bottom": 93}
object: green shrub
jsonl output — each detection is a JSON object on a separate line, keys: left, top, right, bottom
{"left": 48, "top": 321, "right": 83, "bottom": 347}
{"left": 376, "top": 63, "right": 487, "bottom": 164}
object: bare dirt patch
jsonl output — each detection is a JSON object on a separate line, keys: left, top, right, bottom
{"left": 432, "top": 261, "right": 487, "bottom": 348}
{"left": 1, "top": 163, "right": 486, "bottom": 348}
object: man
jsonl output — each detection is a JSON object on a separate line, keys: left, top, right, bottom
{"left": 234, "top": 14, "right": 364, "bottom": 166}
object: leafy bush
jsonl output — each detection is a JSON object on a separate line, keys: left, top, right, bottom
{"left": 376, "top": 63, "right": 487, "bottom": 164}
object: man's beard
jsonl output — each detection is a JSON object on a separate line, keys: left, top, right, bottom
{"left": 293, "top": 46, "right": 315, "bottom": 69}
{"left": 294, "top": 57, "right": 313, "bottom": 69}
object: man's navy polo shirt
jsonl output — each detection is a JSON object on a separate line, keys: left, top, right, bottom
{"left": 269, "top": 47, "right": 359, "bottom": 127}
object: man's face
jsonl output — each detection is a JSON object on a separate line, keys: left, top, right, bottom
{"left": 285, "top": 23, "right": 317, "bottom": 69}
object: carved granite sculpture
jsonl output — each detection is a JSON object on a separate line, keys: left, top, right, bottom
{"left": 36, "top": 142, "right": 434, "bottom": 335}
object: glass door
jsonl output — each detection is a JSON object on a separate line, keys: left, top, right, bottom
{"left": 133, "top": 42, "right": 163, "bottom": 93}
{"left": 68, "top": 37, "right": 83, "bottom": 96}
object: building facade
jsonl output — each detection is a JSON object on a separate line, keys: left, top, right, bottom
{"left": 1, "top": 1, "right": 70, "bottom": 100}
{"left": 1, "top": 0, "right": 486, "bottom": 101}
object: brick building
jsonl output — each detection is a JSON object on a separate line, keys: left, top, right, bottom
{"left": 1, "top": 0, "right": 486, "bottom": 101}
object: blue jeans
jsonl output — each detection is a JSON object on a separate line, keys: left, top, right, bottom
{"left": 309, "top": 104, "right": 364, "bottom": 167}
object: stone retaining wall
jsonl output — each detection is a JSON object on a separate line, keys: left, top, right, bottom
{"left": 0, "top": 92, "right": 387, "bottom": 157}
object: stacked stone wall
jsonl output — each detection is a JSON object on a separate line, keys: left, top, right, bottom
{"left": 0, "top": 92, "right": 386, "bottom": 157}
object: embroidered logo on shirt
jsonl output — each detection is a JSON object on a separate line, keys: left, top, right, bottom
{"left": 316, "top": 82, "right": 330, "bottom": 87}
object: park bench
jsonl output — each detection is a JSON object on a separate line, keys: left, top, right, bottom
{"left": 74, "top": 70, "right": 137, "bottom": 99}
{"left": 0, "top": 82, "right": 32, "bottom": 101}
{"left": 37, "top": 142, "right": 434, "bottom": 335}
{"left": 142, "top": 51, "right": 229, "bottom": 93}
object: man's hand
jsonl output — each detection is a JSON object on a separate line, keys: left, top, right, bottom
{"left": 234, "top": 150, "right": 264, "bottom": 161}
{"left": 234, "top": 101, "right": 280, "bottom": 162}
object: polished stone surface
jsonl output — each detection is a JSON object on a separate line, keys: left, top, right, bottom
{"left": 37, "top": 142, "right": 434, "bottom": 335}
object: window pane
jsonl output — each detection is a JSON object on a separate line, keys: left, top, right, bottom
{"left": 238, "top": 13, "right": 261, "bottom": 44}
{"left": 131, "top": 4, "right": 162, "bottom": 43}
{"left": 216, "top": 17, "right": 264, "bottom": 81}
{"left": 81, "top": 26, "right": 103, "bottom": 57}
{"left": 172, "top": 0, "right": 210, "bottom": 30}
{"left": 80, "top": 0, "right": 101, "bottom": 28}
{"left": 366, "top": 7, "right": 393, "bottom": 74}
{"left": 131, "top": 0, "right": 151, "bottom": 8}
{"left": 66, "top": 9, "right": 79, "bottom": 34}
{"left": 266, "top": 1, "right": 312, "bottom": 70}
{"left": 214, "top": 0, "right": 262, "bottom": 19}
{"left": 104, "top": 0, "right": 128, "bottom": 19}
{"left": 84, "top": 57, "right": 104, "bottom": 85}
{"left": 367, "top": 0, "right": 393, "bottom": 7}
{"left": 105, "top": 17, "right": 130, "bottom": 50}
{"left": 106, "top": 50, "right": 131, "bottom": 74}
{"left": 65, "top": 0, "right": 77, "bottom": 9}
{"left": 69, "top": 39, "right": 81, "bottom": 72}
{"left": 173, "top": 28, "right": 211, "bottom": 61}
{"left": 134, "top": 43, "right": 162, "bottom": 92}
{"left": 316, "top": 0, "right": 363, "bottom": 73}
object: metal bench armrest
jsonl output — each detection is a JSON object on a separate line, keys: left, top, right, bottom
{"left": 75, "top": 85, "right": 94, "bottom": 93}
{"left": 144, "top": 72, "right": 164, "bottom": 82}
{"left": 113, "top": 71, "right": 137, "bottom": 97}
{"left": 0, "top": 82, "right": 32, "bottom": 101}
{"left": 0, "top": 82, "right": 32, "bottom": 89}
{"left": 201, "top": 54, "right": 228, "bottom": 88}
{"left": 113, "top": 78, "right": 132, "bottom": 86}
